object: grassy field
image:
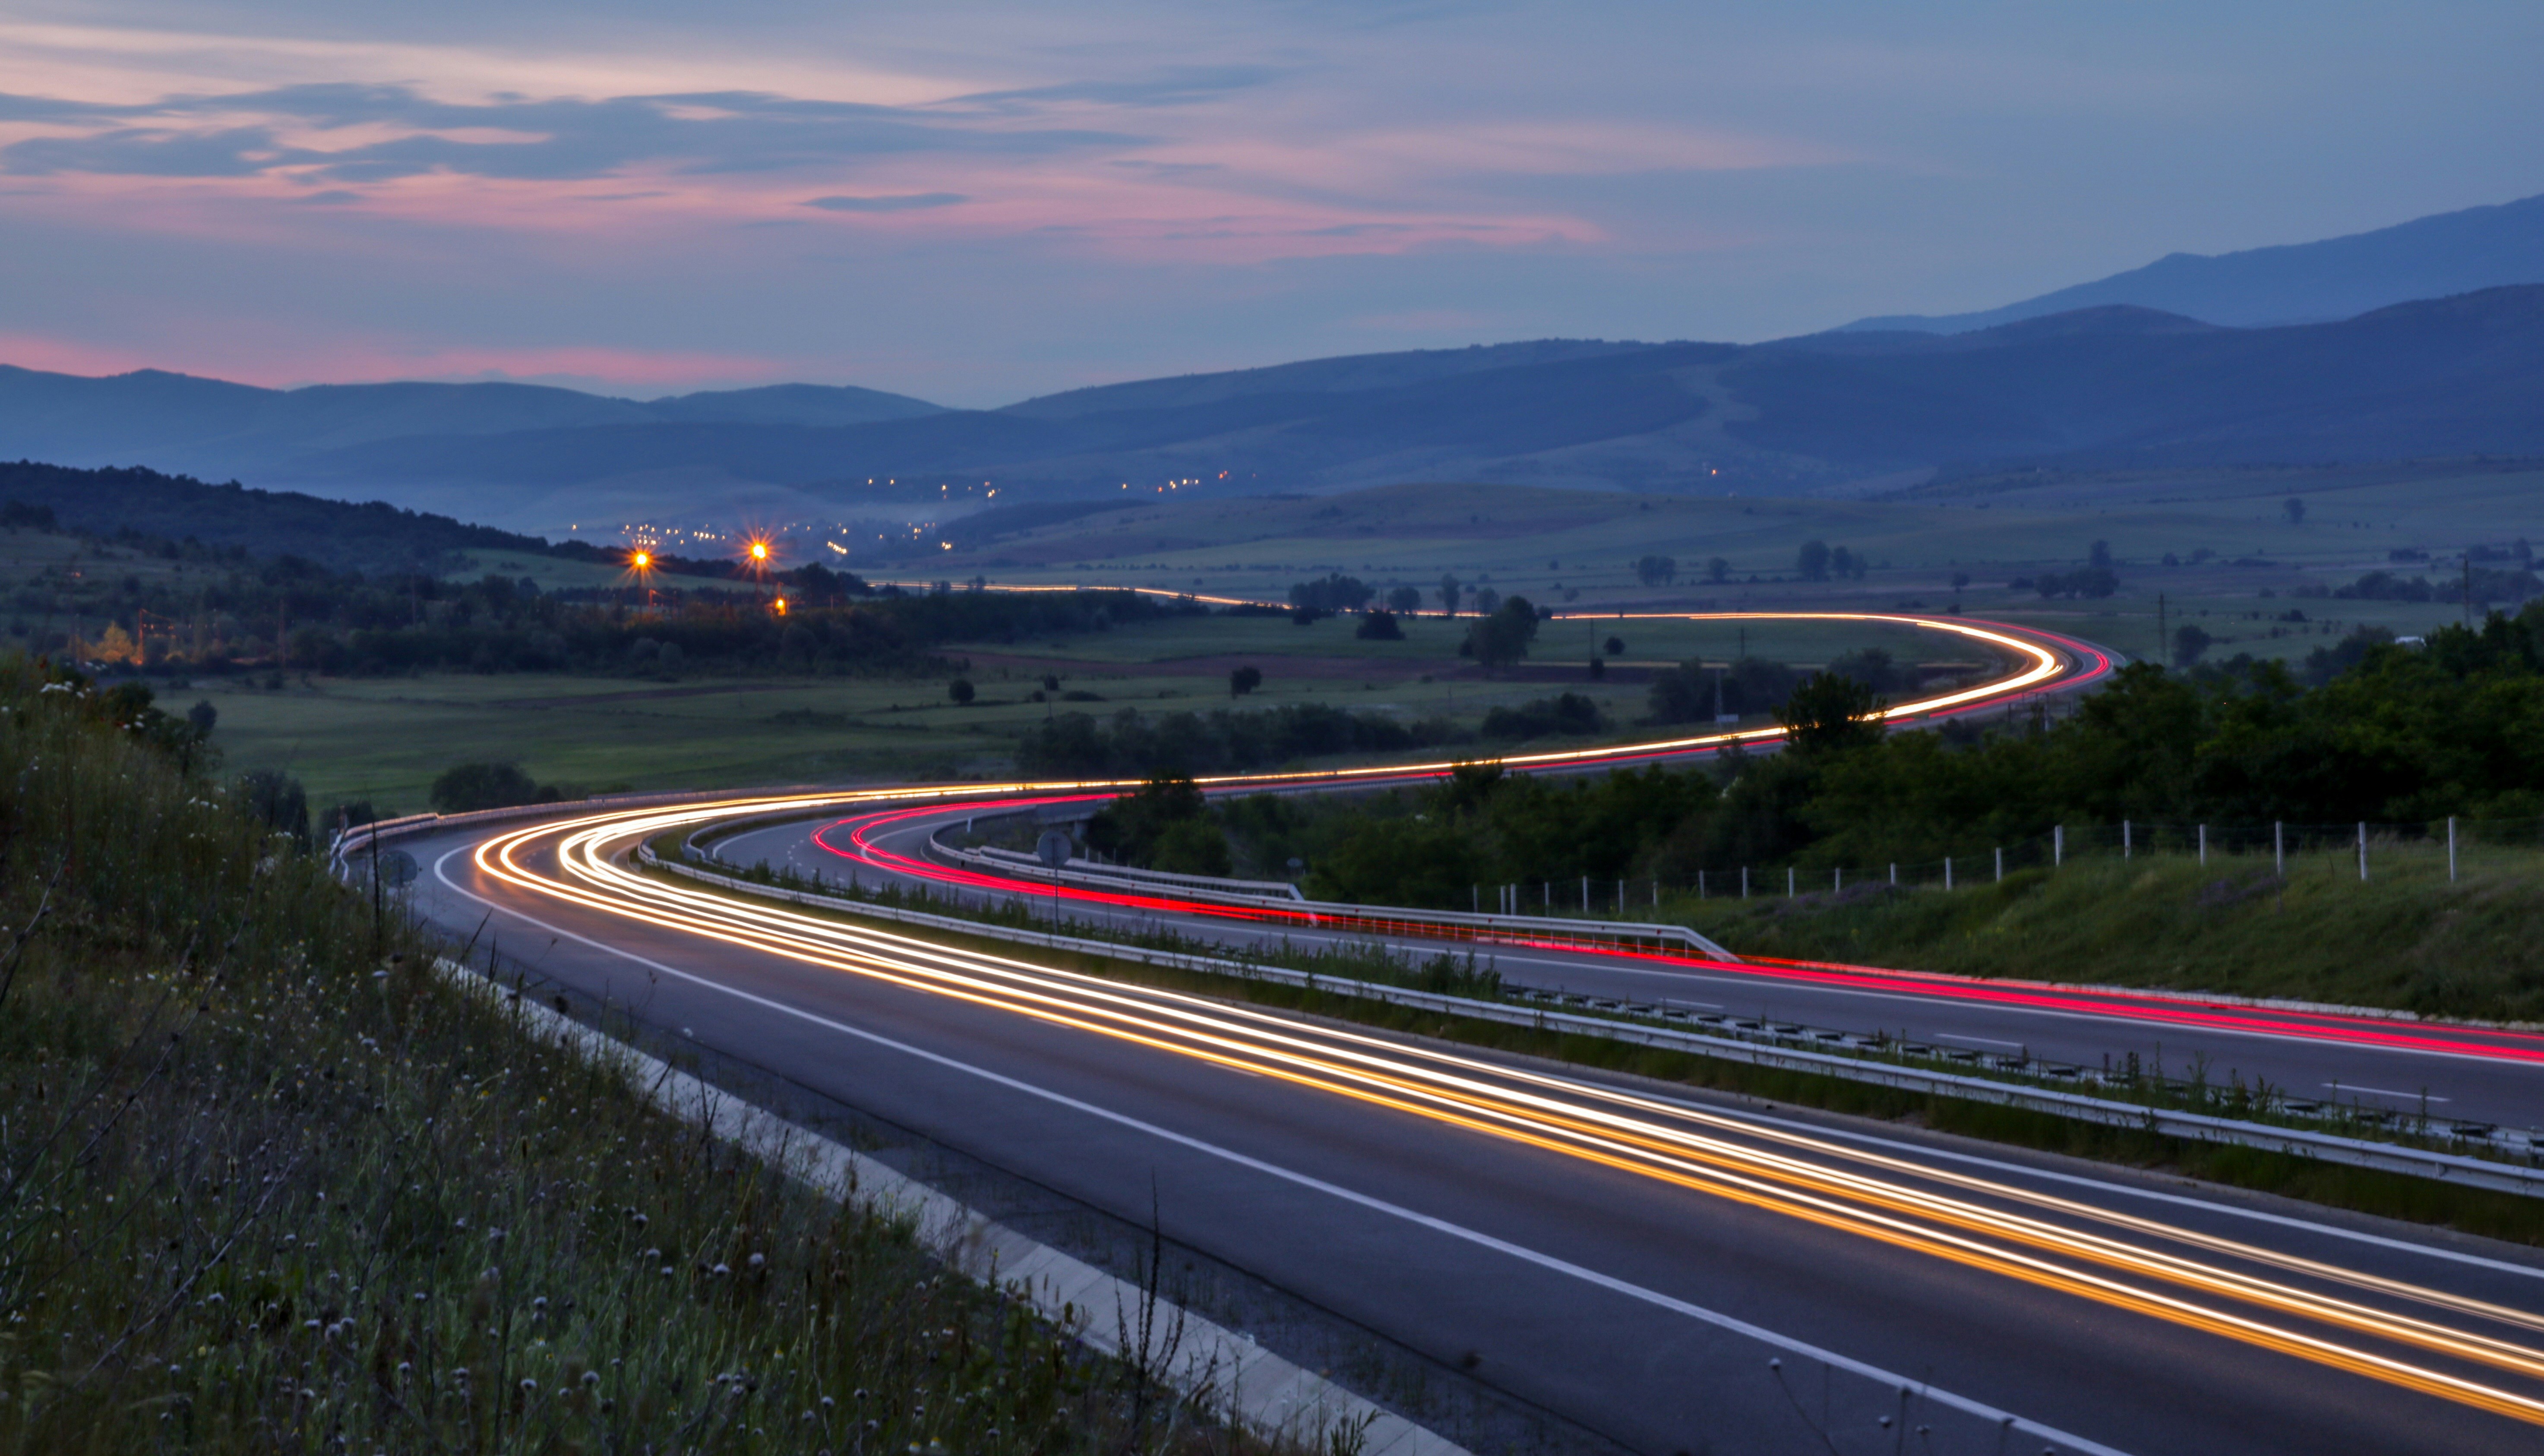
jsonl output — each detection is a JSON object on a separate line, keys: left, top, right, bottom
{"left": 1665, "top": 840, "right": 2544, "bottom": 1023}
{"left": 889, "top": 463, "right": 2544, "bottom": 666}
{"left": 188, "top": 611, "right": 2010, "bottom": 812}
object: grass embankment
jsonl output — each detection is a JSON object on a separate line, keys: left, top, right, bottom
{"left": 0, "top": 657, "right": 1268, "bottom": 1456}
{"left": 659, "top": 853, "right": 2544, "bottom": 1247}
{"left": 1665, "top": 848, "right": 2544, "bottom": 1023}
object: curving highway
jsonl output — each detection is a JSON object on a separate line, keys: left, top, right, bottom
{"left": 373, "top": 612, "right": 2544, "bottom": 1455}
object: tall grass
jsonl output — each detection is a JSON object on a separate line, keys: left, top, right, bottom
{"left": 0, "top": 653, "right": 1270, "bottom": 1456}
{"left": 1667, "top": 847, "right": 2544, "bottom": 1021}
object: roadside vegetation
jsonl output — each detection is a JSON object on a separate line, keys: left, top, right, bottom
{"left": 1671, "top": 848, "right": 2544, "bottom": 1021}
{"left": 657, "top": 849, "right": 2544, "bottom": 1248}
{"left": 0, "top": 651, "right": 1277, "bottom": 1456}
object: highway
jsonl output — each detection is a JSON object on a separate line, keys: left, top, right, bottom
{"left": 715, "top": 798, "right": 2544, "bottom": 1135}
{"left": 364, "top": 613, "right": 2544, "bottom": 1453}
{"left": 383, "top": 793, "right": 2544, "bottom": 1456}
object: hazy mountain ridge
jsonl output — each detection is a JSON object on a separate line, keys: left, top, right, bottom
{"left": 1842, "top": 192, "right": 2544, "bottom": 335}
{"left": 6, "top": 266, "right": 2544, "bottom": 533}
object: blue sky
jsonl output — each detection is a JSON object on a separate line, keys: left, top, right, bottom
{"left": 2, "top": 1, "right": 2538, "bottom": 404}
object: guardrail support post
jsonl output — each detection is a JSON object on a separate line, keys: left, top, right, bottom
{"left": 2449, "top": 816, "right": 2458, "bottom": 882}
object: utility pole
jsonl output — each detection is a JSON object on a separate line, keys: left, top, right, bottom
{"left": 2156, "top": 592, "right": 2167, "bottom": 668}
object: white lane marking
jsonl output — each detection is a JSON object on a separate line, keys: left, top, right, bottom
{"left": 2326, "top": 1084, "right": 2451, "bottom": 1103}
{"left": 434, "top": 845, "right": 2134, "bottom": 1456}
{"left": 1937, "top": 1033, "right": 2026, "bottom": 1049}
{"left": 825, "top": 829, "right": 2540, "bottom": 1072}
{"left": 421, "top": 832, "right": 2544, "bottom": 1289}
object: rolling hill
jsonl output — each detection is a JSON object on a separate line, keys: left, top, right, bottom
{"left": 1842, "top": 191, "right": 2544, "bottom": 334}
{"left": 6, "top": 287, "right": 2544, "bottom": 534}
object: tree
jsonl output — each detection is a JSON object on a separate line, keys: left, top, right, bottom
{"left": 1355, "top": 609, "right": 1404, "bottom": 640}
{"left": 1463, "top": 595, "right": 1540, "bottom": 672}
{"left": 239, "top": 768, "right": 310, "bottom": 844}
{"left": 1229, "top": 664, "right": 1263, "bottom": 697}
{"left": 1634, "top": 554, "right": 1677, "bottom": 587}
{"left": 948, "top": 677, "right": 975, "bottom": 705}
{"left": 2285, "top": 497, "right": 2307, "bottom": 526}
{"left": 1776, "top": 670, "right": 1882, "bottom": 755}
{"left": 1084, "top": 774, "right": 1212, "bottom": 866}
{"left": 186, "top": 699, "right": 218, "bottom": 736}
{"left": 1290, "top": 573, "right": 1372, "bottom": 613}
{"left": 2173, "top": 623, "right": 2214, "bottom": 667}
{"left": 1471, "top": 587, "right": 1501, "bottom": 617}
{"left": 1436, "top": 574, "right": 1462, "bottom": 616}
{"left": 1149, "top": 817, "right": 1232, "bottom": 876}
{"left": 2089, "top": 539, "right": 2114, "bottom": 569}
{"left": 430, "top": 761, "right": 547, "bottom": 814}
{"left": 1706, "top": 557, "right": 1730, "bottom": 584}
{"left": 1950, "top": 571, "right": 1972, "bottom": 591}
{"left": 1796, "top": 540, "right": 1832, "bottom": 581}
{"left": 1386, "top": 585, "right": 1423, "bottom": 614}
{"left": 1603, "top": 636, "right": 1624, "bottom": 656}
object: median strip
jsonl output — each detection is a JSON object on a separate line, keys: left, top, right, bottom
{"left": 642, "top": 843, "right": 2544, "bottom": 1200}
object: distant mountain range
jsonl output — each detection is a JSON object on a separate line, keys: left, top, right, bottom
{"left": 1842, "top": 192, "right": 2544, "bottom": 334}
{"left": 6, "top": 194, "right": 2544, "bottom": 534}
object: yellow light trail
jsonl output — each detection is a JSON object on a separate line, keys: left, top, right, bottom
{"left": 450, "top": 796, "right": 2544, "bottom": 1428}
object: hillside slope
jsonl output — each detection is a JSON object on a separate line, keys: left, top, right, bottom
{"left": 1844, "top": 192, "right": 2544, "bottom": 334}
{"left": 7, "top": 285, "right": 2544, "bottom": 530}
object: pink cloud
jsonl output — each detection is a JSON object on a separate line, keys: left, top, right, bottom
{"left": 0, "top": 328, "right": 795, "bottom": 394}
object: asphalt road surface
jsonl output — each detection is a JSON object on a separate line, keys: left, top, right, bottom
{"left": 392, "top": 805, "right": 2544, "bottom": 1456}
{"left": 724, "top": 802, "right": 2544, "bottom": 1135}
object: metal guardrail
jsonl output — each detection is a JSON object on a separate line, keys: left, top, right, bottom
{"left": 923, "top": 827, "right": 1741, "bottom": 961}
{"left": 635, "top": 845, "right": 2544, "bottom": 1198}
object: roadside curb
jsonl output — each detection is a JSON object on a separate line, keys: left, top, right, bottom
{"left": 641, "top": 848, "right": 2544, "bottom": 1200}
{"left": 436, "top": 957, "right": 1470, "bottom": 1456}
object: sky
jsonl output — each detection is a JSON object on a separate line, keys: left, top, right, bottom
{"left": 2, "top": 1, "right": 2539, "bottom": 406}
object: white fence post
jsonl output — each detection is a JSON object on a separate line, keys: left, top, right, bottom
{"left": 2449, "top": 816, "right": 2458, "bottom": 883}
{"left": 1834, "top": 867, "right": 1843, "bottom": 892}
{"left": 1889, "top": 862, "right": 1898, "bottom": 885}
{"left": 1786, "top": 867, "right": 1795, "bottom": 898}
{"left": 1582, "top": 875, "right": 1590, "bottom": 912}
{"left": 2198, "top": 824, "right": 2207, "bottom": 866}
{"left": 2357, "top": 822, "right": 2367, "bottom": 882}
{"left": 1995, "top": 846, "right": 2004, "bottom": 882}
{"left": 2124, "top": 820, "right": 2133, "bottom": 859}
{"left": 2275, "top": 821, "right": 2285, "bottom": 876}
{"left": 1945, "top": 856, "right": 1953, "bottom": 891}
{"left": 2054, "top": 825, "right": 2063, "bottom": 867}
{"left": 1741, "top": 866, "right": 1749, "bottom": 900}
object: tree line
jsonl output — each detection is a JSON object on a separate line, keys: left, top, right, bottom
{"left": 1138, "top": 607, "right": 2544, "bottom": 906}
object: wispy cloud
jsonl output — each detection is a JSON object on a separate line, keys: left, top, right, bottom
{"left": 0, "top": 83, "right": 1135, "bottom": 183}
{"left": 805, "top": 192, "right": 967, "bottom": 212}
